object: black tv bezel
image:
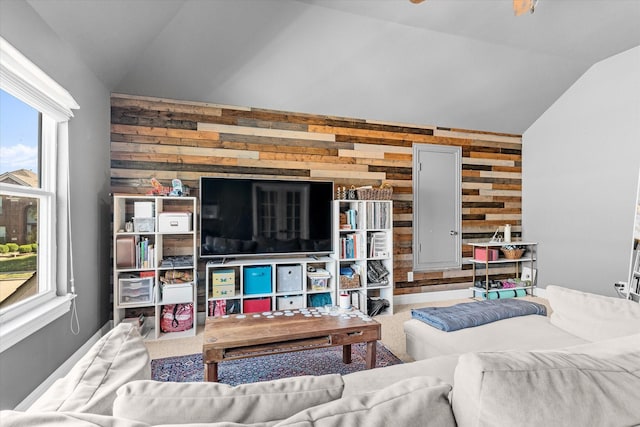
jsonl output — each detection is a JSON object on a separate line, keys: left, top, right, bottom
{"left": 198, "top": 177, "right": 334, "bottom": 259}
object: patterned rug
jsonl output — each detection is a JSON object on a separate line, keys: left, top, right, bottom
{"left": 151, "top": 342, "right": 402, "bottom": 385}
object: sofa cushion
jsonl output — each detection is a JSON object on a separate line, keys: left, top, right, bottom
{"left": 0, "top": 410, "right": 149, "bottom": 427}
{"left": 274, "top": 376, "right": 456, "bottom": 427}
{"left": 113, "top": 374, "right": 344, "bottom": 425}
{"left": 404, "top": 314, "right": 586, "bottom": 360}
{"left": 559, "top": 332, "right": 640, "bottom": 355}
{"left": 451, "top": 337, "right": 640, "bottom": 427}
{"left": 546, "top": 285, "right": 640, "bottom": 341}
{"left": 342, "top": 354, "right": 459, "bottom": 395}
{"left": 27, "top": 323, "right": 150, "bottom": 416}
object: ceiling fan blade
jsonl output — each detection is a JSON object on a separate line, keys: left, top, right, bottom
{"left": 409, "top": 0, "right": 537, "bottom": 15}
{"left": 513, "top": 0, "right": 536, "bottom": 16}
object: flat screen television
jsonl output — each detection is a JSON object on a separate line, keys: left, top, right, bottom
{"left": 199, "top": 177, "right": 334, "bottom": 258}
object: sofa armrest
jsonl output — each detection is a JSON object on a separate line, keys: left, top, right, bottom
{"left": 545, "top": 285, "right": 640, "bottom": 341}
{"left": 27, "top": 323, "right": 151, "bottom": 416}
{"left": 451, "top": 338, "right": 640, "bottom": 427}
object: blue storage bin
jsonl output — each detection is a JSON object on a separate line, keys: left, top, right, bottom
{"left": 244, "top": 266, "right": 272, "bottom": 294}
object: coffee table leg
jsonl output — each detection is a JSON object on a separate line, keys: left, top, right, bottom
{"left": 365, "top": 340, "right": 377, "bottom": 369}
{"left": 205, "top": 361, "right": 218, "bottom": 382}
{"left": 342, "top": 344, "right": 352, "bottom": 364}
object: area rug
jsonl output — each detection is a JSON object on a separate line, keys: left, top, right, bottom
{"left": 151, "top": 342, "right": 402, "bottom": 385}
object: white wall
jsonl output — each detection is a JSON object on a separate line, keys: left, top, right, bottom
{"left": 523, "top": 45, "right": 640, "bottom": 296}
{"left": 0, "top": 2, "right": 111, "bottom": 409}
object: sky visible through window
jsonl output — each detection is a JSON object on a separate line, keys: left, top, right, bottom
{"left": 0, "top": 89, "right": 39, "bottom": 175}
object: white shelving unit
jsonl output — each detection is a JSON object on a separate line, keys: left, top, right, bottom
{"left": 112, "top": 195, "right": 197, "bottom": 340}
{"left": 205, "top": 256, "right": 336, "bottom": 316}
{"left": 469, "top": 242, "right": 537, "bottom": 299}
{"left": 332, "top": 200, "right": 394, "bottom": 316}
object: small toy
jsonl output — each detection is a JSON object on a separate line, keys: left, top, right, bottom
{"left": 147, "top": 177, "right": 172, "bottom": 196}
{"left": 169, "top": 178, "right": 189, "bottom": 196}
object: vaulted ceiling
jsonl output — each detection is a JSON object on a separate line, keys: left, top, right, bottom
{"left": 25, "top": 0, "right": 640, "bottom": 134}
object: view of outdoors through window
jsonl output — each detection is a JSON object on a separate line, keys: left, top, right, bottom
{"left": 0, "top": 89, "right": 41, "bottom": 309}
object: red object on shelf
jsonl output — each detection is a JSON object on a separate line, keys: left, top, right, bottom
{"left": 474, "top": 247, "right": 499, "bottom": 261}
{"left": 243, "top": 298, "right": 271, "bottom": 313}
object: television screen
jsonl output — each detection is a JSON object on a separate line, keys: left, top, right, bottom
{"left": 199, "top": 177, "right": 334, "bottom": 258}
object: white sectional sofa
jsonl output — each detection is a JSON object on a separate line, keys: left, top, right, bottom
{"left": 2, "top": 285, "right": 639, "bottom": 426}
{"left": 405, "top": 285, "right": 640, "bottom": 360}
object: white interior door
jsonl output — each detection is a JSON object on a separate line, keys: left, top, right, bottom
{"left": 413, "top": 144, "right": 461, "bottom": 271}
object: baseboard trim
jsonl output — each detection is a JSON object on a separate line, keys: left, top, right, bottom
{"left": 533, "top": 287, "right": 546, "bottom": 298}
{"left": 15, "top": 321, "right": 112, "bottom": 410}
{"left": 394, "top": 288, "right": 470, "bottom": 306}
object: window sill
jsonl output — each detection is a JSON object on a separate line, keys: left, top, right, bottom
{"left": 0, "top": 294, "right": 74, "bottom": 353}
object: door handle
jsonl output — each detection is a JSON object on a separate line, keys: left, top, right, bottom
{"left": 450, "top": 230, "right": 458, "bottom": 236}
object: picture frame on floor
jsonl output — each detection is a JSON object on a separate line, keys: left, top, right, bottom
{"left": 521, "top": 266, "right": 537, "bottom": 285}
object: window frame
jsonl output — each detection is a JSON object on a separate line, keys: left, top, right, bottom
{"left": 0, "top": 37, "right": 79, "bottom": 353}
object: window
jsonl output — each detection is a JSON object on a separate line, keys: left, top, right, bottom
{"left": 0, "top": 37, "right": 79, "bottom": 352}
{"left": 0, "top": 90, "right": 41, "bottom": 310}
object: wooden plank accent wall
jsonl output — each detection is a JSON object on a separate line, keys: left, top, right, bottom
{"left": 110, "top": 93, "right": 523, "bottom": 301}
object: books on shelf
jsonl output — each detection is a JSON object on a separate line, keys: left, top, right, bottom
{"left": 135, "top": 237, "right": 155, "bottom": 269}
{"left": 340, "top": 208, "right": 358, "bottom": 230}
{"left": 366, "top": 202, "right": 390, "bottom": 229}
{"left": 340, "top": 233, "right": 365, "bottom": 259}
{"left": 368, "top": 232, "right": 388, "bottom": 257}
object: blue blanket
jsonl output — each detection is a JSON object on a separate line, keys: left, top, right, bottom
{"left": 411, "top": 299, "right": 547, "bottom": 332}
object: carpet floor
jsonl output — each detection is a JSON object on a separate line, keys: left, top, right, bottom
{"left": 151, "top": 342, "right": 402, "bottom": 385}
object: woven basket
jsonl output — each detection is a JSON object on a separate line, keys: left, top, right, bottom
{"left": 501, "top": 248, "right": 525, "bottom": 259}
{"left": 356, "top": 183, "right": 393, "bottom": 200}
{"left": 339, "top": 274, "right": 361, "bottom": 289}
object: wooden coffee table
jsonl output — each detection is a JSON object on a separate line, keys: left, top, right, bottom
{"left": 202, "top": 308, "right": 381, "bottom": 382}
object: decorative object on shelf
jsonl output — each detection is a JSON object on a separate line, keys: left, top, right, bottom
{"left": 169, "top": 178, "right": 189, "bottom": 196}
{"left": 339, "top": 293, "right": 351, "bottom": 309}
{"left": 501, "top": 245, "right": 525, "bottom": 259}
{"left": 147, "top": 177, "right": 172, "bottom": 196}
{"left": 489, "top": 228, "right": 503, "bottom": 243}
{"left": 521, "top": 266, "right": 537, "bottom": 284}
{"left": 504, "top": 224, "right": 512, "bottom": 243}
{"left": 356, "top": 183, "right": 393, "bottom": 200}
{"left": 347, "top": 185, "right": 357, "bottom": 200}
